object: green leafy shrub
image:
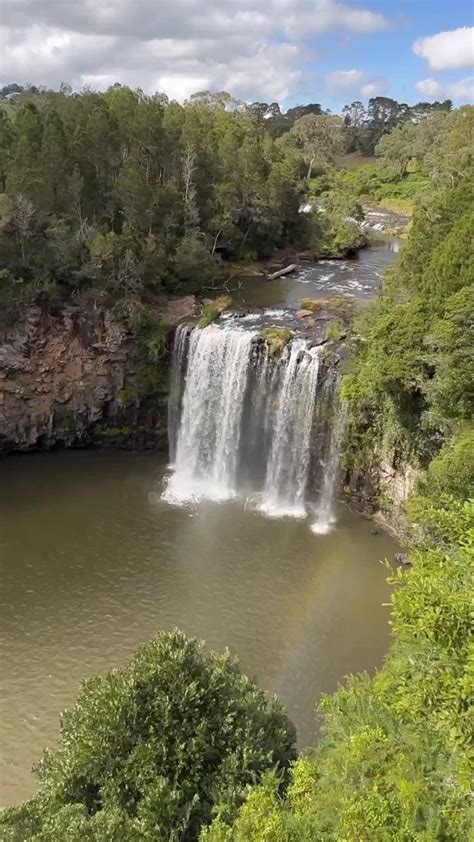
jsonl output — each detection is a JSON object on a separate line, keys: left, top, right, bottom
{"left": 325, "top": 320, "right": 344, "bottom": 341}
{"left": 0, "top": 631, "right": 296, "bottom": 841}
{"left": 420, "top": 427, "right": 474, "bottom": 501}
{"left": 198, "top": 295, "right": 232, "bottom": 328}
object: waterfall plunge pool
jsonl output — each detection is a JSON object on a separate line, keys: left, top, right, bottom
{"left": 1, "top": 229, "right": 404, "bottom": 806}
{"left": 0, "top": 450, "right": 399, "bottom": 806}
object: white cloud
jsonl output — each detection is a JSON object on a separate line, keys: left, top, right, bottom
{"left": 325, "top": 68, "right": 387, "bottom": 99}
{"left": 285, "top": 1, "right": 389, "bottom": 37}
{"left": 416, "top": 76, "right": 474, "bottom": 102}
{"left": 361, "top": 81, "right": 387, "bottom": 98}
{"left": 0, "top": 0, "right": 390, "bottom": 104}
{"left": 326, "top": 69, "right": 365, "bottom": 87}
{"left": 154, "top": 74, "right": 213, "bottom": 103}
{"left": 414, "top": 27, "right": 474, "bottom": 71}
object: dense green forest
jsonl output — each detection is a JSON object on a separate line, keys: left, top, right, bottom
{"left": 0, "top": 85, "right": 456, "bottom": 326}
{"left": 1, "top": 91, "right": 472, "bottom": 839}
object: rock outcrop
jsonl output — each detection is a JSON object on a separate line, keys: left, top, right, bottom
{"left": 344, "top": 453, "right": 421, "bottom": 539}
{"left": 0, "top": 299, "right": 196, "bottom": 455}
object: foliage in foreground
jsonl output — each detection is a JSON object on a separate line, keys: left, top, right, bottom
{"left": 0, "top": 631, "right": 296, "bottom": 841}
{"left": 203, "top": 496, "right": 474, "bottom": 841}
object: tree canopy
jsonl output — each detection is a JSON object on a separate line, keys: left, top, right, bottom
{"left": 0, "top": 85, "right": 308, "bottom": 321}
{"left": 0, "top": 85, "right": 464, "bottom": 324}
{"left": 0, "top": 630, "right": 296, "bottom": 841}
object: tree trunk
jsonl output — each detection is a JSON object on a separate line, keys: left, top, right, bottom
{"left": 211, "top": 230, "right": 222, "bottom": 255}
{"left": 267, "top": 264, "right": 297, "bottom": 281}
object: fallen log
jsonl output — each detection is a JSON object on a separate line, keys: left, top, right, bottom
{"left": 267, "top": 263, "right": 297, "bottom": 281}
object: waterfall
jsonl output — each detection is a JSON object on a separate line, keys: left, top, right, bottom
{"left": 164, "top": 319, "right": 344, "bottom": 526}
{"left": 258, "top": 341, "right": 320, "bottom": 518}
{"left": 311, "top": 397, "right": 348, "bottom": 534}
{"left": 167, "top": 324, "right": 189, "bottom": 466}
{"left": 163, "top": 323, "right": 255, "bottom": 504}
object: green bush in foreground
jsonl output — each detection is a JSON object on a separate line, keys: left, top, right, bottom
{"left": 0, "top": 630, "right": 296, "bottom": 841}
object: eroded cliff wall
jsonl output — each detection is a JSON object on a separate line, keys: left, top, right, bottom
{"left": 0, "top": 301, "right": 195, "bottom": 454}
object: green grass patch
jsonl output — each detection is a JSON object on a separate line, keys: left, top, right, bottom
{"left": 326, "top": 320, "right": 345, "bottom": 341}
{"left": 198, "top": 303, "right": 220, "bottom": 328}
{"left": 198, "top": 294, "right": 232, "bottom": 328}
{"left": 301, "top": 298, "right": 324, "bottom": 312}
{"left": 302, "top": 294, "right": 355, "bottom": 312}
{"left": 261, "top": 327, "right": 293, "bottom": 356}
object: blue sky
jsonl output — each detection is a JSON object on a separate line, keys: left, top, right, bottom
{"left": 306, "top": 0, "right": 474, "bottom": 111}
{"left": 0, "top": 1, "right": 473, "bottom": 111}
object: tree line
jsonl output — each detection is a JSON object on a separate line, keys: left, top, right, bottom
{"left": 0, "top": 84, "right": 457, "bottom": 324}
{"left": 2, "top": 85, "right": 333, "bottom": 321}
{"left": 1, "top": 81, "right": 453, "bottom": 150}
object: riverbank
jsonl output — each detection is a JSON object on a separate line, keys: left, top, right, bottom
{"left": 0, "top": 208, "right": 405, "bottom": 458}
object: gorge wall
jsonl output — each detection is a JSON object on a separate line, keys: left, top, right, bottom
{"left": 344, "top": 455, "right": 421, "bottom": 539}
{"left": 0, "top": 298, "right": 416, "bottom": 538}
{"left": 0, "top": 298, "right": 197, "bottom": 455}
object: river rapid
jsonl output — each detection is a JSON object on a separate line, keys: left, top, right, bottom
{"left": 0, "top": 221, "right": 402, "bottom": 806}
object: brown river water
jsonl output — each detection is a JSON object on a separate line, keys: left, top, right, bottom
{"left": 0, "top": 452, "right": 399, "bottom": 806}
{"left": 0, "top": 230, "right": 401, "bottom": 806}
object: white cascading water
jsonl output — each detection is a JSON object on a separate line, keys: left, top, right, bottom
{"left": 164, "top": 319, "right": 342, "bottom": 527}
{"left": 163, "top": 323, "right": 255, "bottom": 504}
{"left": 311, "top": 399, "right": 348, "bottom": 534}
{"left": 258, "top": 341, "right": 320, "bottom": 518}
{"left": 167, "top": 324, "right": 189, "bottom": 466}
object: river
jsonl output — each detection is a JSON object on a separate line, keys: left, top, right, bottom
{"left": 0, "top": 224, "right": 402, "bottom": 806}
{"left": 234, "top": 233, "right": 402, "bottom": 308}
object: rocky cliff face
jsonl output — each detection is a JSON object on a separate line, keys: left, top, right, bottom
{"left": 344, "top": 453, "right": 421, "bottom": 538}
{"left": 0, "top": 299, "right": 197, "bottom": 455}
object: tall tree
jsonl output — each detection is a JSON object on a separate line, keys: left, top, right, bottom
{"left": 290, "top": 113, "right": 343, "bottom": 178}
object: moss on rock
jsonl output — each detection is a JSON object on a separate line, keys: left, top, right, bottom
{"left": 261, "top": 327, "right": 294, "bottom": 356}
{"left": 198, "top": 295, "right": 233, "bottom": 328}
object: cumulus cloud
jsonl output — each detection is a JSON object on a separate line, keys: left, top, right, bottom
{"left": 361, "top": 81, "right": 387, "bottom": 98}
{"left": 0, "top": 0, "right": 390, "bottom": 103}
{"left": 326, "top": 69, "right": 365, "bottom": 87}
{"left": 413, "top": 27, "right": 474, "bottom": 71}
{"left": 416, "top": 76, "right": 474, "bottom": 103}
{"left": 325, "top": 68, "right": 386, "bottom": 99}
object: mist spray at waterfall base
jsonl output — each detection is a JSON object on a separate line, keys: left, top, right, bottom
{"left": 163, "top": 318, "right": 345, "bottom": 531}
